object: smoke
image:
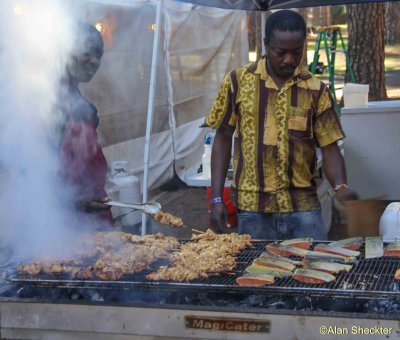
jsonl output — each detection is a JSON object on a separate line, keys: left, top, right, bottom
{"left": 0, "top": 0, "right": 99, "bottom": 261}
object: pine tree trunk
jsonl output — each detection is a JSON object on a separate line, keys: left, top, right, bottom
{"left": 299, "top": 8, "right": 308, "bottom": 67}
{"left": 346, "top": 3, "right": 387, "bottom": 100}
{"left": 248, "top": 11, "right": 262, "bottom": 59}
{"left": 385, "top": 2, "right": 400, "bottom": 45}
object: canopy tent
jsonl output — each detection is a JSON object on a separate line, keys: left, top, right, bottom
{"left": 176, "top": 0, "right": 400, "bottom": 10}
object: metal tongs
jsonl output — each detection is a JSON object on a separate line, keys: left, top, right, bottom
{"left": 106, "top": 201, "right": 161, "bottom": 214}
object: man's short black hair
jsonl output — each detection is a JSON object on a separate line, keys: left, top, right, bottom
{"left": 265, "top": 10, "right": 306, "bottom": 46}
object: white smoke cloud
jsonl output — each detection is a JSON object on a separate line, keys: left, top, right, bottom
{"left": 0, "top": 0, "right": 100, "bottom": 261}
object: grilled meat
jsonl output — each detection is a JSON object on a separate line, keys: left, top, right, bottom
{"left": 384, "top": 242, "right": 400, "bottom": 257}
{"left": 236, "top": 273, "right": 274, "bottom": 286}
{"left": 292, "top": 268, "right": 336, "bottom": 284}
{"left": 266, "top": 243, "right": 309, "bottom": 257}
{"left": 313, "top": 244, "right": 360, "bottom": 258}
{"left": 280, "top": 238, "right": 313, "bottom": 249}
{"left": 303, "top": 251, "right": 357, "bottom": 263}
{"left": 259, "top": 252, "right": 303, "bottom": 265}
{"left": 148, "top": 210, "right": 184, "bottom": 228}
{"left": 245, "top": 264, "right": 292, "bottom": 278}
{"left": 328, "top": 237, "right": 364, "bottom": 251}
{"left": 253, "top": 257, "right": 296, "bottom": 272}
{"left": 19, "top": 232, "right": 179, "bottom": 280}
{"left": 302, "top": 261, "right": 352, "bottom": 274}
{"left": 147, "top": 230, "right": 251, "bottom": 282}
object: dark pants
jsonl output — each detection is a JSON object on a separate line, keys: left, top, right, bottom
{"left": 237, "top": 210, "right": 326, "bottom": 240}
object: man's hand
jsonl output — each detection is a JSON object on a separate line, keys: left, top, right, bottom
{"left": 335, "top": 186, "right": 358, "bottom": 202}
{"left": 333, "top": 186, "right": 358, "bottom": 221}
{"left": 76, "top": 196, "right": 111, "bottom": 213}
{"left": 209, "top": 202, "right": 231, "bottom": 233}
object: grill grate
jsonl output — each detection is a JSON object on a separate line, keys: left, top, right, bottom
{"left": 8, "top": 241, "right": 400, "bottom": 299}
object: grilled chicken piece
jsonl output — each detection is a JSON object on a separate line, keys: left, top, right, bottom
{"left": 19, "top": 263, "right": 44, "bottom": 275}
{"left": 328, "top": 237, "right": 364, "bottom": 251}
{"left": 253, "top": 257, "right": 297, "bottom": 272}
{"left": 395, "top": 269, "right": 400, "bottom": 280}
{"left": 302, "top": 261, "right": 352, "bottom": 274}
{"left": 313, "top": 244, "right": 360, "bottom": 258}
{"left": 280, "top": 238, "right": 313, "bottom": 250}
{"left": 384, "top": 242, "right": 400, "bottom": 257}
{"left": 95, "top": 270, "right": 124, "bottom": 281}
{"left": 20, "top": 231, "right": 181, "bottom": 281}
{"left": 236, "top": 273, "right": 274, "bottom": 286}
{"left": 147, "top": 231, "right": 252, "bottom": 282}
{"left": 191, "top": 229, "right": 252, "bottom": 246}
{"left": 148, "top": 210, "right": 184, "bottom": 228}
{"left": 292, "top": 268, "right": 336, "bottom": 284}
{"left": 19, "top": 262, "right": 80, "bottom": 276}
{"left": 71, "top": 267, "right": 94, "bottom": 280}
{"left": 19, "top": 230, "right": 252, "bottom": 283}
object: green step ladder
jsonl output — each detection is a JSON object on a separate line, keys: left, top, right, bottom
{"left": 310, "top": 25, "right": 356, "bottom": 111}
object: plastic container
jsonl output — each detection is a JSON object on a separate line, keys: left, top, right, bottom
{"left": 202, "top": 135, "right": 212, "bottom": 178}
{"left": 207, "top": 187, "right": 238, "bottom": 227}
{"left": 109, "top": 161, "right": 142, "bottom": 227}
{"left": 379, "top": 202, "right": 400, "bottom": 241}
{"left": 343, "top": 83, "right": 369, "bottom": 108}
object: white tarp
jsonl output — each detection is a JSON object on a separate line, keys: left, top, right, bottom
{"left": 79, "top": 0, "right": 248, "bottom": 190}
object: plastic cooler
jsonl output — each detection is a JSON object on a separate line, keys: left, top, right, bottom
{"left": 207, "top": 187, "right": 238, "bottom": 227}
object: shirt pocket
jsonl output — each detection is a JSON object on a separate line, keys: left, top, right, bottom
{"left": 288, "top": 106, "right": 313, "bottom": 140}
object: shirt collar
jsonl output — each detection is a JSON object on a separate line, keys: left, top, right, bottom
{"left": 249, "top": 56, "right": 312, "bottom": 89}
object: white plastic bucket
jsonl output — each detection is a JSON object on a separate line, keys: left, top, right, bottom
{"left": 343, "top": 83, "right": 369, "bottom": 108}
{"left": 379, "top": 202, "right": 400, "bottom": 241}
{"left": 109, "top": 161, "right": 142, "bottom": 227}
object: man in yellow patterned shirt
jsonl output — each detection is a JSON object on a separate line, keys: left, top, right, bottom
{"left": 205, "top": 10, "right": 356, "bottom": 239}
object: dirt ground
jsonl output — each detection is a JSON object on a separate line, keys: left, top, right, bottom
{"left": 122, "top": 183, "right": 210, "bottom": 239}
{"left": 149, "top": 185, "right": 210, "bottom": 238}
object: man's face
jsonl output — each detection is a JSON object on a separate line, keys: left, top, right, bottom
{"left": 68, "top": 32, "right": 104, "bottom": 83}
{"left": 266, "top": 30, "right": 305, "bottom": 80}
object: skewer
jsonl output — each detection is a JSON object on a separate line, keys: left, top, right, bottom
{"left": 192, "top": 229, "right": 205, "bottom": 234}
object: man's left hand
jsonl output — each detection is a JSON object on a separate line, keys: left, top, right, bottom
{"left": 76, "top": 196, "right": 111, "bottom": 213}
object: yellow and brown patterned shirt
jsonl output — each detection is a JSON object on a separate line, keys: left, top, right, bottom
{"left": 205, "top": 57, "right": 345, "bottom": 213}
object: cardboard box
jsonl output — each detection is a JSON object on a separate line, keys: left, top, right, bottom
{"left": 331, "top": 199, "right": 386, "bottom": 239}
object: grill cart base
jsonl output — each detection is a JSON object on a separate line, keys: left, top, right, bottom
{"left": 0, "top": 300, "right": 399, "bottom": 340}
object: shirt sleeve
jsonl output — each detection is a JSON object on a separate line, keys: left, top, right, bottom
{"left": 205, "top": 72, "right": 237, "bottom": 136}
{"left": 313, "top": 83, "right": 346, "bottom": 147}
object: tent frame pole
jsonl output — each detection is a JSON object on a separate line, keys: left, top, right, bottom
{"left": 261, "top": 12, "right": 265, "bottom": 56}
{"left": 141, "top": 0, "right": 163, "bottom": 236}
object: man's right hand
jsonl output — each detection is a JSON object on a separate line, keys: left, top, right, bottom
{"left": 209, "top": 202, "right": 231, "bottom": 233}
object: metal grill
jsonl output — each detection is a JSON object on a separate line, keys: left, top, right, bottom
{"left": 8, "top": 241, "right": 400, "bottom": 299}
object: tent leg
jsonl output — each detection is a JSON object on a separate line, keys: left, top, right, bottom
{"left": 261, "top": 12, "right": 265, "bottom": 56}
{"left": 141, "top": 0, "right": 163, "bottom": 236}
